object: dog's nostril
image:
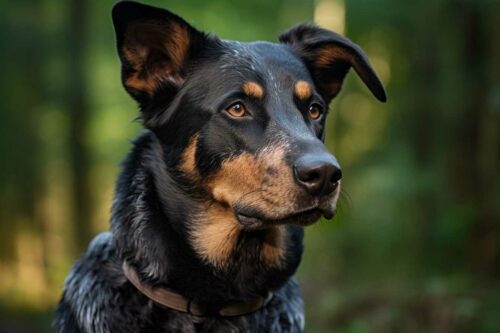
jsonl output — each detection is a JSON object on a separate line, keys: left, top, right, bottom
{"left": 331, "top": 168, "right": 342, "bottom": 184}
{"left": 303, "top": 171, "right": 320, "bottom": 182}
{"left": 294, "top": 155, "right": 341, "bottom": 196}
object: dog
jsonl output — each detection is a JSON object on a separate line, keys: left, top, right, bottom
{"left": 54, "top": 1, "right": 386, "bottom": 332}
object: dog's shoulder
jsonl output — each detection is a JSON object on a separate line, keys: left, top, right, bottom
{"left": 55, "top": 233, "right": 305, "bottom": 333}
{"left": 63, "top": 232, "right": 121, "bottom": 287}
{"left": 54, "top": 232, "right": 139, "bottom": 333}
{"left": 257, "top": 277, "right": 305, "bottom": 332}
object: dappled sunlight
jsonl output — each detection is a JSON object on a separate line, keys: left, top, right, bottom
{"left": 314, "top": 0, "right": 345, "bottom": 34}
{"left": 370, "top": 55, "right": 391, "bottom": 87}
{"left": 335, "top": 92, "right": 389, "bottom": 165}
{"left": 89, "top": 164, "right": 119, "bottom": 232}
{"left": 12, "top": 231, "right": 47, "bottom": 308}
{"left": 362, "top": 28, "right": 394, "bottom": 86}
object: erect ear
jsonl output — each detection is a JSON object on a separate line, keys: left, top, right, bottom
{"left": 279, "top": 24, "right": 387, "bottom": 103}
{"left": 112, "top": 1, "right": 207, "bottom": 105}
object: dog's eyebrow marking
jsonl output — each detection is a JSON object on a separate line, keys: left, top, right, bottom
{"left": 242, "top": 81, "right": 264, "bottom": 99}
{"left": 294, "top": 80, "right": 312, "bottom": 100}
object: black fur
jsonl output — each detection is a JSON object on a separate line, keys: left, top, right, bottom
{"left": 55, "top": 1, "right": 385, "bottom": 332}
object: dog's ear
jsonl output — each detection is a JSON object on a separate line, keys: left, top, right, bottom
{"left": 279, "top": 24, "right": 386, "bottom": 103}
{"left": 112, "top": 1, "right": 207, "bottom": 105}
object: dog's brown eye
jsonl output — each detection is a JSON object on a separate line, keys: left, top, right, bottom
{"left": 308, "top": 104, "right": 323, "bottom": 120}
{"left": 226, "top": 102, "right": 247, "bottom": 118}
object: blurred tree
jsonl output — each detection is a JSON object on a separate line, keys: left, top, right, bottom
{"left": 452, "top": 1, "right": 500, "bottom": 279}
{"left": 67, "top": 0, "right": 93, "bottom": 255}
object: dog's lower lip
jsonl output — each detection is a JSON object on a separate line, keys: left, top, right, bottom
{"left": 323, "top": 210, "right": 334, "bottom": 219}
{"left": 236, "top": 208, "right": 328, "bottom": 227}
{"left": 237, "top": 213, "right": 264, "bottom": 228}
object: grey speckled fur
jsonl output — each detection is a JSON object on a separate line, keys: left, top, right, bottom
{"left": 55, "top": 232, "right": 304, "bottom": 332}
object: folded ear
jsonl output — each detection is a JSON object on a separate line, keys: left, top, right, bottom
{"left": 112, "top": 1, "right": 207, "bottom": 105}
{"left": 279, "top": 24, "right": 387, "bottom": 103}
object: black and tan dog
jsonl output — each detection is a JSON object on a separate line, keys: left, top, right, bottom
{"left": 55, "top": 1, "right": 386, "bottom": 332}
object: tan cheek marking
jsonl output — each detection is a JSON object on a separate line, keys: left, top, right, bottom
{"left": 190, "top": 203, "right": 241, "bottom": 268}
{"left": 242, "top": 82, "right": 264, "bottom": 99}
{"left": 255, "top": 145, "right": 298, "bottom": 214}
{"left": 178, "top": 134, "right": 199, "bottom": 178}
{"left": 207, "top": 153, "right": 263, "bottom": 206}
{"left": 196, "top": 146, "right": 293, "bottom": 268}
{"left": 262, "top": 226, "right": 286, "bottom": 266}
{"left": 294, "top": 80, "right": 312, "bottom": 100}
{"left": 219, "top": 145, "right": 297, "bottom": 217}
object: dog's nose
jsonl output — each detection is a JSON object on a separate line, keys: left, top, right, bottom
{"left": 294, "top": 154, "right": 342, "bottom": 196}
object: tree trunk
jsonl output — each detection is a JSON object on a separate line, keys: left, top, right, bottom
{"left": 67, "top": 0, "right": 93, "bottom": 255}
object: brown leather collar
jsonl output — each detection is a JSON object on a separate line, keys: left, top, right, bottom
{"left": 122, "top": 261, "right": 273, "bottom": 317}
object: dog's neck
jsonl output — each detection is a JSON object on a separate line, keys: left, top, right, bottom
{"left": 111, "top": 133, "right": 304, "bottom": 307}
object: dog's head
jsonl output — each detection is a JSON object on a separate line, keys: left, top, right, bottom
{"left": 112, "top": 1, "right": 386, "bottom": 230}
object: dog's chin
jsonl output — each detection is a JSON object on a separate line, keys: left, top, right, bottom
{"left": 235, "top": 207, "right": 336, "bottom": 229}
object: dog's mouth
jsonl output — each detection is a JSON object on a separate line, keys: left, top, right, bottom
{"left": 235, "top": 206, "right": 335, "bottom": 229}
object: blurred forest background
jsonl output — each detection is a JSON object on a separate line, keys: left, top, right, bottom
{"left": 0, "top": 0, "right": 499, "bottom": 332}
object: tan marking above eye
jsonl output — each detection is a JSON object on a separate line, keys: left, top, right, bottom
{"left": 226, "top": 102, "right": 247, "bottom": 118}
{"left": 294, "top": 80, "right": 312, "bottom": 100}
{"left": 242, "top": 81, "right": 264, "bottom": 98}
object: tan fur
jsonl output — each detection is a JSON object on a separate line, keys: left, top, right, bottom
{"left": 121, "top": 22, "right": 191, "bottom": 94}
{"left": 316, "top": 46, "right": 350, "bottom": 66}
{"left": 124, "top": 74, "right": 159, "bottom": 94}
{"left": 294, "top": 80, "right": 312, "bottom": 100}
{"left": 178, "top": 134, "right": 199, "bottom": 178}
{"left": 242, "top": 82, "right": 264, "bottom": 99}
{"left": 209, "top": 153, "right": 262, "bottom": 205}
{"left": 191, "top": 202, "right": 286, "bottom": 268}
{"left": 313, "top": 47, "right": 351, "bottom": 97}
{"left": 206, "top": 145, "right": 297, "bottom": 215}
{"left": 165, "top": 23, "right": 190, "bottom": 72}
{"left": 123, "top": 46, "right": 160, "bottom": 93}
{"left": 190, "top": 145, "right": 297, "bottom": 267}
{"left": 190, "top": 203, "right": 242, "bottom": 268}
{"left": 262, "top": 226, "right": 286, "bottom": 265}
